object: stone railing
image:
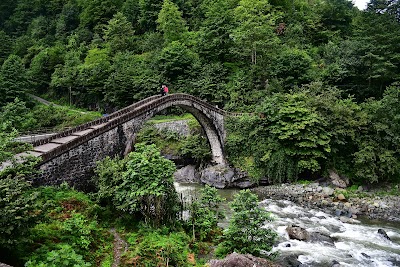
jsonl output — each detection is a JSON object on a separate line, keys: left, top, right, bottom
{"left": 36, "top": 94, "right": 228, "bottom": 162}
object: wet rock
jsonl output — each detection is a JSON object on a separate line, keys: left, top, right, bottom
{"left": 276, "top": 255, "right": 302, "bottom": 267}
{"left": 231, "top": 179, "right": 257, "bottom": 189}
{"left": 208, "top": 252, "right": 282, "bottom": 267}
{"left": 335, "top": 209, "right": 342, "bottom": 216}
{"left": 174, "top": 165, "right": 200, "bottom": 183}
{"left": 200, "top": 165, "right": 235, "bottom": 189}
{"left": 286, "top": 225, "right": 310, "bottom": 241}
{"left": 329, "top": 170, "right": 349, "bottom": 188}
{"left": 309, "top": 232, "right": 335, "bottom": 246}
{"left": 361, "top": 252, "right": 371, "bottom": 259}
{"left": 378, "top": 229, "right": 391, "bottom": 241}
{"left": 331, "top": 260, "right": 341, "bottom": 267}
{"left": 339, "top": 216, "right": 350, "bottom": 223}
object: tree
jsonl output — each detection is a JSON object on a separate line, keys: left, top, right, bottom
{"left": 0, "top": 31, "right": 12, "bottom": 65}
{"left": 0, "top": 176, "right": 40, "bottom": 249}
{"left": 104, "top": 52, "right": 160, "bottom": 108}
{"left": 0, "top": 55, "right": 29, "bottom": 107}
{"left": 188, "top": 185, "right": 224, "bottom": 241}
{"left": 51, "top": 49, "right": 82, "bottom": 101}
{"left": 354, "top": 84, "right": 400, "bottom": 183}
{"left": 29, "top": 45, "right": 65, "bottom": 94}
{"left": 94, "top": 143, "right": 178, "bottom": 226}
{"left": 231, "top": 0, "right": 280, "bottom": 65}
{"left": 273, "top": 47, "right": 313, "bottom": 89}
{"left": 0, "top": 98, "right": 36, "bottom": 132}
{"left": 76, "top": 47, "right": 111, "bottom": 107}
{"left": 138, "top": 0, "right": 164, "bottom": 33}
{"left": 195, "top": 0, "right": 237, "bottom": 62}
{"left": 0, "top": 122, "right": 18, "bottom": 163}
{"left": 157, "top": 0, "right": 188, "bottom": 44}
{"left": 216, "top": 190, "right": 277, "bottom": 257}
{"left": 156, "top": 40, "right": 199, "bottom": 88}
{"left": 77, "top": 0, "right": 123, "bottom": 31}
{"left": 103, "top": 12, "right": 134, "bottom": 53}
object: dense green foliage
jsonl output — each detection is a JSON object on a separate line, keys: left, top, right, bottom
{"left": 94, "top": 143, "right": 179, "bottom": 226}
{"left": 188, "top": 185, "right": 224, "bottom": 241}
{"left": 0, "top": 176, "right": 40, "bottom": 249}
{"left": 216, "top": 190, "right": 277, "bottom": 258}
{"left": 0, "top": 0, "right": 399, "bottom": 108}
{"left": 123, "top": 227, "right": 194, "bottom": 267}
{"left": 0, "top": 98, "right": 101, "bottom": 133}
{"left": 226, "top": 83, "right": 400, "bottom": 184}
{"left": 136, "top": 116, "right": 211, "bottom": 165}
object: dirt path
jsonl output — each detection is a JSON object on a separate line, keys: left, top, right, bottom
{"left": 110, "top": 228, "right": 128, "bottom": 267}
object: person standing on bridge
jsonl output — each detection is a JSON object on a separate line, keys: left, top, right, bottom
{"left": 161, "top": 84, "right": 169, "bottom": 96}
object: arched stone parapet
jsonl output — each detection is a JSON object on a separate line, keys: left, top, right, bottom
{"left": 24, "top": 94, "right": 228, "bottom": 189}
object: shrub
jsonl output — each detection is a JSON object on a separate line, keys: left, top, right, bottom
{"left": 0, "top": 176, "right": 40, "bottom": 249}
{"left": 94, "top": 143, "right": 179, "bottom": 226}
{"left": 216, "top": 190, "right": 277, "bottom": 258}
{"left": 188, "top": 185, "right": 224, "bottom": 241}
{"left": 25, "top": 244, "right": 91, "bottom": 267}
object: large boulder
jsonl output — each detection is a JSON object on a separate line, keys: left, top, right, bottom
{"left": 328, "top": 170, "right": 349, "bottom": 188}
{"left": 275, "top": 255, "right": 302, "bottom": 267}
{"left": 309, "top": 232, "right": 335, "bottom": 246}
{"left": 209, "top": 252, "right": 282, "bottom": 267}
{"left": 174, "top": 165, "right": 200, "bottom": 183}
{"left": 200, "top": 164, "right": 235, "bottom": 189}
{"left": 286, "top": 225, "right": 310, "bottom": 241}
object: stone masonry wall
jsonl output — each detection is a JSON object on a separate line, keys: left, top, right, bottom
{"left": 35, "top": 126, "right": 126, "bottom": 190}
{"left": 32, "top": 95, "right": 227, "bottom": 189}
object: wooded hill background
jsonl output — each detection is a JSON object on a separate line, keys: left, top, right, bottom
{"left": 0, "top": 0, "right": 400, "bottom": 183}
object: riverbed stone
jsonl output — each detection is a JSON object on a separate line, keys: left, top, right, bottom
{"left": 322, "top": 187, "right": 335, "bottom": 196}
{"left": 275, "top": 255, "right": 302, "bottom": 267}
{"left": 310, "top": 232, "right": 335, "bottom": 246}
{"left": 209, "top": 252, "right": 282, "bottom": 267}
{"left": 200, "top": 164, "right": 235, "bottom": 189}
{"left": 337, "top": 194, "right": 346, "bottom": 201}
{"left": 329, "top": 170, "right": 349, "bottom": 188}
{"left": 378, "top": 229, "right": 391, "bottom": 241}
{"left": 286, "top": 225, "right": 310, "bottom": 241}
{"left": 174, "top": 165, "right": 200, "bottom": 183}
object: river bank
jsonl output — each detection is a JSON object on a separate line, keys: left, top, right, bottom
{"left": 251, "top": 183, "right": 400, "bottom": 223}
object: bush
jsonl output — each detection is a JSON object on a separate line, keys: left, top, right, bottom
{"left": 216, "top": 190, "right": 277, "bottom": 258}
{"left": 25, "top": 244, "right": 91, "bottom": 267}
{"left": 188, "top": 185, "right": 224, "bottom": 241}
{"left": 124, "top": 227, "right": 192, "bottom": 267}
{"left": 0, "top": 176, "right": 40, "bottom": 249}
{"left": 94, "top": 143, "right": 179, "bottom": 226}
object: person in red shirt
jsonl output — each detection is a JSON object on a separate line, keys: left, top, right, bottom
{"left": 161, "top": 84, "right": 169, "bottom": 96}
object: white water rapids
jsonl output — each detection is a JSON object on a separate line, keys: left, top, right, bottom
{"left": 262, "top": 199, "right": 400, "bottom": 266}
{"left": 174, "top": 182, "right": 400, "bottom": 266}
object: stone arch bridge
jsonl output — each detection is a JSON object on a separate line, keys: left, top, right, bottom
{"left": 17, "top": 94, "right": 235, "bottom": 189}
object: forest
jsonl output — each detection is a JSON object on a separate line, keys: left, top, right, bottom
{"left": 0, "top": 0, "right": 400, "bottom": 266}
{"left": 1, "top": 0, "right": 399, "bottom": 183}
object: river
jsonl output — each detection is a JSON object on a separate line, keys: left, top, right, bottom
{"left": 174, "top": 182, "right": 400, "bottom": 267}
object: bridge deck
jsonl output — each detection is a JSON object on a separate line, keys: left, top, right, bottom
{"left": 1, "top": 94, "right": 230, "bottom": 172}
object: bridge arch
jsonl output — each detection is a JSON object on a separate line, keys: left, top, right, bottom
{"left": 25, "top": 94, "right": 228, "bottom": 189}
{"left": 122, "top": 96, "right": 226, "bottom": 165}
